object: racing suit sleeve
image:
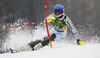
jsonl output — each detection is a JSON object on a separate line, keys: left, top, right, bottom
{"left": 66, "top": 16, "right": 80, "bottom": 39}
{"left": 47, "top": 13, "right": 55, "bottom": 18}
{"left": 44, "top": 14, "right": 55, "bottom": 23}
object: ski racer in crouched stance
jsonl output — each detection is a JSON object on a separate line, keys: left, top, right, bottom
{"left": 9, "top": 4, "right": 84, "bottom": 53}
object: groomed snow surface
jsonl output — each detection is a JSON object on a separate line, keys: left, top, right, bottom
{"left": 0, "top": 43, "right": 100, "bottom": 58}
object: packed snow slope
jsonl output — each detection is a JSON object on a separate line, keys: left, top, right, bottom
{"left": 1, "top": 19, "right": 99, "bottom": 58}
{"left": 0, "top": 43, "right": 100, "bottom": 58}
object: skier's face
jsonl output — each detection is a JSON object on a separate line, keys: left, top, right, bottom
{"left": 56, "top": 12, "right": 61, "bottom": 16}
{"left": 55, "top": 9, "right": 63, "bottom": 16}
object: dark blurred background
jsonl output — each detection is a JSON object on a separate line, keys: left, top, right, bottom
{"left": 0, "top": 0, "right": 100, "bottom": 28}
{"left": 0, "top": 0, "right": 100, "bottom": 52}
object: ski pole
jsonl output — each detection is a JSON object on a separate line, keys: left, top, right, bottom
{"left": 5, "top": 16, "right": 55, "bottom": 29}
{"left": 5, "top": 21, "right": 44, "bottom": 29}
{"left": 5, "top": 23, "right": 34, "bottom": 29}
{"left": 87, "top": 35, "right": 98, "bottom": 41}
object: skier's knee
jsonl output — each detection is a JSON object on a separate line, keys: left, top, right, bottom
{"left": 51, "top": 33, "right": 56, "bottom": 41}
{"left": 41, "top": 33, "right": 56, "bottom": 46}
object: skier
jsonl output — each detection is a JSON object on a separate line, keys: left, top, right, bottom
{"left": 9, "top": 4, "right": 84, "bottom": 53}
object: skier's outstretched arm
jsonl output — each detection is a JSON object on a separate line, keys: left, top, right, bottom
{"left": 66, "top": 16, "right": 79, "bottom": 39}
{"left": 66, "top": 16, "right": 84, "bottom": 45}
{"left": 44, "top": 13, "right": 55, "bottom": 23}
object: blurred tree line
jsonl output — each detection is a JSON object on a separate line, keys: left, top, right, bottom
{"left": 0, "top": 0, "right": 100, "bottom": 29}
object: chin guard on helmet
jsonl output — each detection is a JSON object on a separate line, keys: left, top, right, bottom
{"left": 55, "top": 13, "right": 64, "bottom": 19}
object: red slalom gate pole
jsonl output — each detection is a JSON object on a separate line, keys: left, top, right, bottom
{"left": 45, "top": 0, "right": 52, "bottom": 48}
{"left": 5, "top": 23, "right": 34, "bottom": 29}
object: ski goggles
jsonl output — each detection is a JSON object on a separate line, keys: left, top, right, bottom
{"left": 54, "top": 10, "right": 63, "bottom": 14}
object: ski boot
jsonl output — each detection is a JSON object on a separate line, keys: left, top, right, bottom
{"left": 29, "top": 33, "right": 56, "bottom": 50}
{"left": 28, "top": 39, "right": 42, "bottom": 50}
{"left": 9, "top": 48, "right": 17, "bottom": 53}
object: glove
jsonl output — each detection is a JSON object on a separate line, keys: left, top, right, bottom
{"left": 77, "top": 39, "right": 84, "bottom": 45}
{"left": 43, "top": 16, "right": 55, "bottom": 23}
